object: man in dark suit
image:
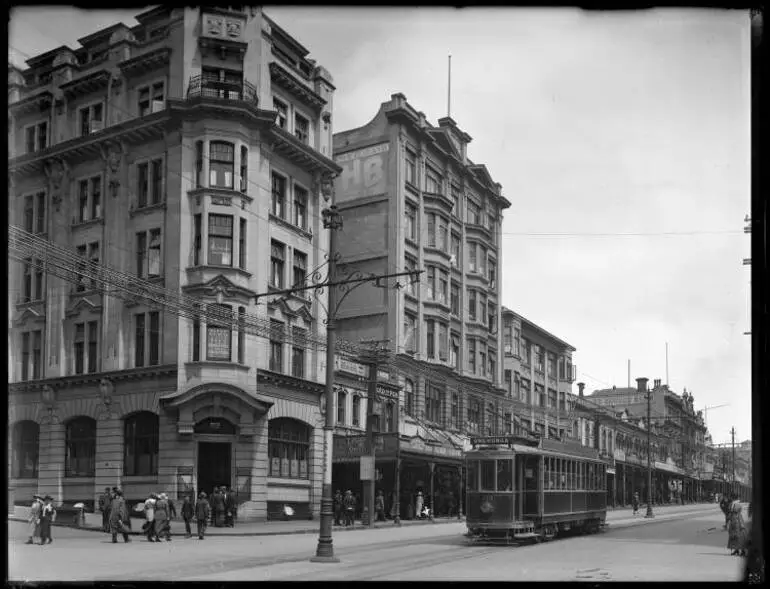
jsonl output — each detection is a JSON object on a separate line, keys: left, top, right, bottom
{"left": 98, "top": 487, "right": 112, "bottom": 532}
{"left": 223, "top": 487, "right": 236, "bottom": 527}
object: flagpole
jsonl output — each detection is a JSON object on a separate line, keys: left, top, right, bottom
{"left": 447, "top": 54, "right": 452, "bottom": 117}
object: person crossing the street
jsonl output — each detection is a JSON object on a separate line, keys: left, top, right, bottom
{"left": 109, "top": 489, "right": 131, "bottom": 544}
{"left": 98, "top": 487, "right": 112, "bottom": 533}
{"left": 26, "top": 495, "right": 43, "bottom": 545}
{"left": 38, "top": 496, "right": 57, "bottom": 545}
{"left": 181, "top": 494, "right": 195, "bottom": 538}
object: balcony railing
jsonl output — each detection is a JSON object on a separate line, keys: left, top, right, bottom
{"left": 186, "top": 75, "right": 259, "bottom": 106}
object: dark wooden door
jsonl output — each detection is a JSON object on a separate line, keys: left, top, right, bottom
{"left": 197, "top": 442, "right": 232, "bottom": 496}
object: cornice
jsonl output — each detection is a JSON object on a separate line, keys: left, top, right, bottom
{"left": 9, "top": 364, "right": 178, "bottom": 394}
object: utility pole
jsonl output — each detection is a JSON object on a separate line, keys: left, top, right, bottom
{"left": 731, "top": 427, "right": 736, "bottom": 498}
{"left": 359, "top": 340, "right": 389, "bottom": 528}
{"left": 638, "top": 377, "right": 655, "bottom": 519}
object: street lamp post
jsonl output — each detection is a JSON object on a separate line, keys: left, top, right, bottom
{"left": 637, "top": 377, "right": 655, "bottom": 519}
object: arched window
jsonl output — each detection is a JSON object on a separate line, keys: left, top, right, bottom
{"left": 124, "top": 412, "right": 159, "bottom": 476}
{"left": 268, "top": 418, "right": 310, "bottom": 479}
{"left": 209, "top": 141, "right": 234, "bottom": 188}
{"left": 12, "top": 420, "right": 39, "bottom": 478}
{"left": 65, "top": 417, "right": 96, "bottom": 477}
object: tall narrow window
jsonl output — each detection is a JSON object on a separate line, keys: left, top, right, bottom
{"left": 148, "top": 229, "right": 161, "bottom": 277}
{"left": 208, "top": 214, "right": 233, "bottom": 266}
{"left": 294, "top": 185, "right": 308, "bottom": 229}
{"left": 22, "top": 259, "right": 33, "bottom": 303}
{"left": 291, "top": 327, "right": 306, "bottom": 378}
{"left": 65, "top": 417, "right": 96, "bottom": 477}
{"left": 21, "top": 332, "right": 30, "bottom": 381}
{"left": 468, "top": 338, "right": 476, "bottom": 374}
{"left": 405, "top": 151, "right": 417, "bottom": 186}
{"left": 137, "top": 162, "right": 149, "bottom": 208}
{"left": 239, "top": 218, "right": 247, "bottom": 269}
{"left": 35, "top": 191, "right": 46, "bottom": 234}
{"left": 239, "top": 146, "right": 248, "bottom": 193}
{"left": 427, "top": 214, "right": 436, "bottom": 247}
{"left": 270, "top": 241, "right": 285, "bottom": 288}
{"left": 149, "top": 311, "right": 160, "bottom": 366}
{"left": 451, "top": 333, "right": 460, "bottom": 369}
{"left": 405, "top": 256, "right": 417, "bottom": 296}
{"left": 426, "top": 266, "right": 435, "bottom": 300}
{"left": 192, "top": 315, "right": 201, "bottom": 361}
{"left": 438, "top": 323, "right": 448, "bottom": 360}
{"left": 468, "top": 242, "right": 477, "bottom": 272}
{"left": 150, "top": 158, "right": 163, "bottom": 204}
{"left": 404, "top": 313, "right": 417, "bottom": 353}
{"left": 405, "top": 379, "right": 414, "bottom": 415}
{"left": 193, "top": 214, "right": 202, "bottom": 266}
{"left": 237, "top": 306, "right": 246, "bottom": 364}
{"left": 31, "top": 330, "right": 42, "bottom": 379}
{"left": 426, "top": 319, "right": 435, "bottom": 359}
{"left": 75, "top": 245, "right": 87, "bottom": 292}
{"left": 273, "top": 98, "right": 288, "bottom": 129}
{"left": 195, "top": 141, "right": 204, "bottom": 188}
{"left": 271, "top": 174, "right": 286, "bottom": 219}
{"left": 124, "top": 412, "right": 159, "bottom": 476}
{"left": 468, "top": 289, "right": 477, "bottom": 321}
{"left": 450, "top": 282, "right": 460, "bottom": 315}
{"left": 24, "top": 195, "right": 34, "bottom": 233}
{"left": 209, "top": 141, "right": 234, "bottom": 188}
{"left": 293, "top": 250, "right": 307, "bottom": 288}
{"left": 206, "top": 304, "right": 232, "bottom": 361}
{"left": 352, "top": 396, "right": 361, "bottom": 427}
{"left": 78, "top": 180, "right": 89, "bottom": 222}
{"left": 405, "top": 203, "right": 416, "bottom": 240}
{"left": 451, "top": 393, "right": 460, "bottom": 429}
{"left": 336, "top": 390, "right": 347, "bottom": 425}
{"left": 87, "top": 321, "right": 98, "bottom": 373}
{"left": 135, "top": 313, "right": 146, "bottom": 367}
{"left": 79, "top": 103, "right": 103, "bottom": 137}
{"left": 74, "top": 324, "right": 85, "bottom": 374}
{"left": 294, "top": 113, "right": 309, "bottom": 143}
{"left": 269, "top": 320, "right": 284, "bottom": 372}
{"left": 87, "top": 242, "right": 100, "bottom": 290}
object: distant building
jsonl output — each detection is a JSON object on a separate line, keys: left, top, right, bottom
{"left": 8, "top": 7, "right": 340, "bottom": 521}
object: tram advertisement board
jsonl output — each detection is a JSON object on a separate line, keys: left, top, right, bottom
{"left": 333, "top": 433, "right": 399, "bottom": 461}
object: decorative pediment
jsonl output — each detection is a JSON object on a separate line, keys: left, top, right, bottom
{"left": 268, "top": 296, "right": 314, "bottom": 322}
{"left": 12, "top": 305, "right": 46, "bottom": 327}
{"left": 427, "top": 128, "right": 462, "bottom": 163}
{"left": 182, "top": 274, "right": 256, "bottom": 304}
{"left": 468, "top": 164, "right": 498, "bottom": 193}
{"left": 65, "top": 293, "right": 103, "bottom": 317}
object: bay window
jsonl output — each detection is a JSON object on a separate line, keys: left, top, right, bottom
{"left": 209, "top": 141, "right": 234, "bottom": 188}
{"left": 206, "top": 304, "right": 232, "bottom": 361}
{"left": 208, "top": 214, "right": 233, "bottom": 266}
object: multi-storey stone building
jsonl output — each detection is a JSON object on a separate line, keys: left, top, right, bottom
{"left": 8, "top": 6, "right": 340, "bottom": 521}
{"left": 330, "top": 94, "right": 510, "bottom": 519}
{"left": 500, "top": 307, "right": 577, "bottom": 439}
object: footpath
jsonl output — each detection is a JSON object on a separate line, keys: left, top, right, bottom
{"left": 9, "top": 501, "right": 724, "bottom": 538}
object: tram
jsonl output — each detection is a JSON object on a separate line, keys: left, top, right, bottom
{"left": 465, "top": 434, "right": 608, "bottom": 544}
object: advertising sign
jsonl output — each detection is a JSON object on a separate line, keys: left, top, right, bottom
{"left": 335, "top": 143, "right": 390, "bottom": 200}
{"left": 360, "top": 456, "right": 375, "bottom": 481}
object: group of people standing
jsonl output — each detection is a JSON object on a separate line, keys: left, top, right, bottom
{"left": 98, "top": 487, "right": 133, "bottom": 543}
{"left": 25, "top": 494, "right": 57, "bottom": 545}
{"left": 719, "top": 493, "right": 749, "bottom": 557}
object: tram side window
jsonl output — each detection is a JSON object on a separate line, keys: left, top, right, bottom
{"left": 481, "top": 460, "right": 496, "bottom": 491}
{"left": 468, "top": 461, "right": 479, "bottom": 492}
{"left": 497, "top": 459, "right": 513, "bottom": 491}
{"left": 568, "top": 461, "right": 574, "bottom": 490}
{"left": 580, "top": 462, "right": 585, "bottom": 490}
{"left": 545, "top": 457, "right": 553, "bottom": 489}
{"left": 588, "top": 464, "right": 594, "bottom": 490}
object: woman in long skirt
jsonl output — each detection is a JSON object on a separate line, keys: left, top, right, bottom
{"left": 727, "top": 498, "right": 747, "bottom": 557}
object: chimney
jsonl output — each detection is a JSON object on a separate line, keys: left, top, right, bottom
{"left": 636, "top": 377, "right": 649, "bottom": 393}
{"left": 577, "top": 382, "right": 585, "bottom": 397}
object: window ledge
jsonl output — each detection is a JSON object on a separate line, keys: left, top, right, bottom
{"left": 129, "top": 201, "right": 166, "bottom": 217}
{"left": 185, "top": 361, "right": 250, "bottom": 373}
{"left": 424, "top": 246, "right": 452, "bottom": 262}
{"left": 404, "top": 292, "right": 419, "bottom": 304}
{"left": 63, "top": 476, "right": 95, "bottom": 483}
{"left": 269, "top": 212, "right": 313, "bottom": 241}
{"left": 71, "top": 217, "right": 104, "bottom": 230}
{"left": 10, "top": 477, "right": 38, "bottom": 484}
{"left": 405, "top": 237, "right": 418, "bottom": 248}
{"left": 122, "top": 475, "right": 159, "bottom": 483}
{"left": 186, "top": 265, "right": 253, "bottom": 279}
{"left": 15, "top": 299, "right": 46, "bottom": 310}
{"left": 267, "top": 477, "right": 311, "bottom": 487}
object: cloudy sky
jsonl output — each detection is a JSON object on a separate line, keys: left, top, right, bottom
{"left": 9, "top": 7, "right": 751, "bottom": 444}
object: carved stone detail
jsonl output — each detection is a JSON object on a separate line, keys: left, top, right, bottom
{"left": 44, "top": 158, "right": 69, "bottom": 212}
{"left": 101, "top": 141, "right": 125, "bottom": 198}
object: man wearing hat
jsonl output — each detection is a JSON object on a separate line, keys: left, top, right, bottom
{"left": 98, "top": 487, "right": 112, "bottom": 533}
{"left": 39, "top": 496, "right": 57, "bottom": 545}
{"left": 343, "top": 490, "right": 356, "bottom": 527}
{"left": 26, "top": 495, "right": 43, "bottom": 544}
{"left": 195, "top": 492, "right": 211, "bottom": 540}
{"left": 109, "top": 489, "right": 131, "bottom": 543}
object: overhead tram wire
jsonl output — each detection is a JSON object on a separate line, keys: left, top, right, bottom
{"left": 8, "top": 225, "right": 365, "bottom": 360}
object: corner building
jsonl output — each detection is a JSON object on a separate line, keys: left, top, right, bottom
{"left": 8, "top": 6, "right": 340, "bottom": 521}
{"left": 331, "top": 94, "right": 510, "bottom": 519}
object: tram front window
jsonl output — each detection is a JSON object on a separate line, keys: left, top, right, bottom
{"left": 467, "top": 461, "right": 479, "bottom": 491}
{"left": 481, "top": 460, "right": 496, "bottom": 491}
{"left": 497, "top": 459, "right": 513, "bottom": 491}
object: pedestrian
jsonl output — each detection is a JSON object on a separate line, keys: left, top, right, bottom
{"left": 195, "top": 492, "right": 211, "bottom": 540}
{"left": 719, "top": 494, "right": 731, "bottom": 530}
{"left": 143, "top": 493, "right": 158, "bottom": 542}
{"left": 109, "top": 489, "right": 131, "bottom": 544}
{"left": 98, "top": 487, "right": 112, "bottom": 533}
{"left": 727, "top": 495, "right": 748, "bottom": 557}
{"left": 375, "top": 490, "right": 386, "bottom": 522}
{"left": 26, "top": 495, "right": 43, "bottom": 545}
{"left": 212, "top": 487, "right": 225, "bottom": 527}
{"left": 632, "top": 492, "right": 640, "bottom": 515}
{"left": 343, "top": 490, "right": 356, "bottom": 527}
{"left": 333, "top": 490, "right": 343, "bottom": 526}
{"left": 181, "top": 494, "right": 195, "bottom": 538}
{"left": 415, "top": 491, "right": 425, "bottom": 519}
{"left": 223, "top": 487, "right": 235, "bottom": 527}
{"left": 155, "top": 493, "right": 171, "bottom": 541}
{"left": 39, "top": 495, "right": 57, "bottom": 545}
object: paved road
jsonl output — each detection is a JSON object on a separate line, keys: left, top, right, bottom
{"left": 8, "top": 506, "right": 748, "bottom": 582}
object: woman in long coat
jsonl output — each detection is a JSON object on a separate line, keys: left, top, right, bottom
{"left": 154, "top": 493, "right": 171, "bottom": 541}
{"left": 727, "top": 498, "right": 748, "bottom": 556}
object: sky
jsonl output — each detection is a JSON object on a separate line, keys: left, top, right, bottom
{"left": 9, "top": 7, "right": 752, "bottom": 445}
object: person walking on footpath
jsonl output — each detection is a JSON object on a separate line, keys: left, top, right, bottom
{"left": 375, "top": 490, "right": 386, "bottom": 522}
{"left": 154, "top": 493, "right": 171, "bottom": 541}
{"left": 181, "top": 494, "right": 195, "bottom": 538}
{"left": 38, "top": 496, "right": 57, "bottom": 545}
{"left": 632, "top": 491, "right": 640, "bottom": 515}
{"left": 727, "top": 494, "right": 748, "bottom": 557}
{"left": 223, "top": 487, "right": 236, "bottom": 527}
{"left": 26, "top": 495, "right": 43, "bottom": 545}
{"left": 719, "top": 493, "right": 731, "bottom": 530}
{"left": 109, "top": 489, "right": 131, "bottom": 544}
{"left": 98, "top": 487, "right": 112, "bottom": 533}
{"left": 212, "top": 487, "right": 225, "bottom": 527}
{"left": 343, "top": 490, "right": 356, "bottom": 527}
{"left": 195, "top": 492, "right": 211, "bottom": 540}
{"left": 143, "top": 493, "right": 158, "bottom": 542}
{"left": 333, "top": 490, "right": 343, "bottom": 526}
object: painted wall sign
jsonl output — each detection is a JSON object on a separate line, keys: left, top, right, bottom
{"left": 335, "top": 143, "right": 390, "bottom": 199}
